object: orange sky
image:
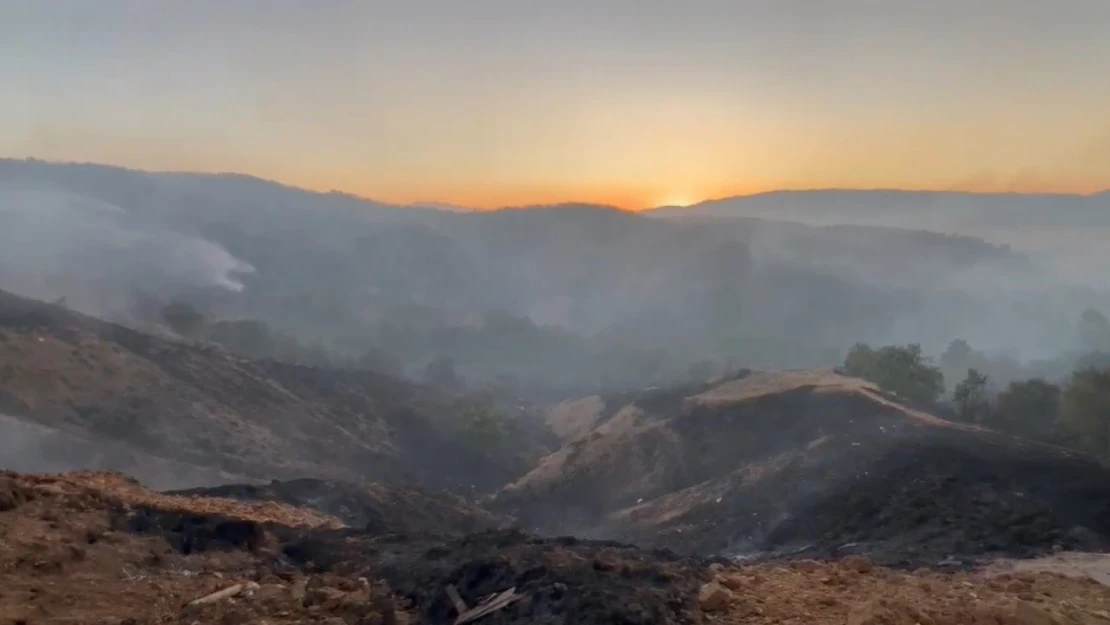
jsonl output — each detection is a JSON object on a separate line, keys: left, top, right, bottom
{"left": 4, "top": 2, "right": 1110, "bottom": 210}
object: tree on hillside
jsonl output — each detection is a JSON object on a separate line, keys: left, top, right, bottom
{"left": 842, "top": 343, "right": 945, "bottom": 406}
{"left": 941, "top": 339, "right": 974, "bottom": 372}
{"left": 1059, "top": 368, "right": 1110, "bottom": 459}
{"left": 1078, "top": 309, "right": 1110, "bottom": 352}
{"left": 953, "top": 369, "right": 991, "bottom": 423}
{"left": 160, "top": 298, "right": 205, "bottom": 338}
{"left": 988, "top": 378, "right": 1060, "bottom": 441}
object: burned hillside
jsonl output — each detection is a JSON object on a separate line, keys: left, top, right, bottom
{"left": 0, "top": 288, "right": 540, "bottom": 493}
{"left": 495, "top": 371, "right": 1110, "bottom": 567}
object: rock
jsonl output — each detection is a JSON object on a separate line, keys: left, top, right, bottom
{"left": 718, "top": 574, "right": 748, "bottom": 591}
{"left": 698, "top": 581, "right": 733, "bottom": 612}
{"left": 842, "top": 555, "right": 874, "bottom": 574}
{"left": 289, "top": 582, "right": 307, "bottom": 602}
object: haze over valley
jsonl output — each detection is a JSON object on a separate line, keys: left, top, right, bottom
{"left": 2, "top": 158, "right": 1108, "bottom": 394}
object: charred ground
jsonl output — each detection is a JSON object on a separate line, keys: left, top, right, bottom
{"left": 495, "top": 371, "right": 1110, "bottom": 567}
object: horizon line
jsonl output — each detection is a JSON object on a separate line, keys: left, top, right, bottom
{"left": 3, "top": 156, "right": 1108, "bottom": 212}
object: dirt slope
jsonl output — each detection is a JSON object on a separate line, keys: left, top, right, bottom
{"left": 0, "top": 289, "right": 526, "bottom": 492}
{"left": 494, "top": 371, "right": 1110, "bottom": 566}
{"left": 6, "top": 470, "right": 1110, "bottom": 625}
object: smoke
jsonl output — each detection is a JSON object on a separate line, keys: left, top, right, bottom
{"left": 0, "top": 413, "right": 250, "bottom": 490}
{"left": 0, "top": 186, "right": 253, "bottom": 316}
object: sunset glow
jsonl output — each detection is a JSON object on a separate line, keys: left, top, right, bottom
{"left": 3, "top": 2, "right": 1109, "bottom": 210}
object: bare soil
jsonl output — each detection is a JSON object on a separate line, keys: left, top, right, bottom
{"left": 6, "top": 471, "right": 1110, "bottom": 625}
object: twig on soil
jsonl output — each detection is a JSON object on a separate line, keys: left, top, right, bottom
{"left": 454, "top": 587, "right": 524, "bottom": 625}
{"left": 122, "top": 564, "right": 149, "bottom": 581}
{"left": 183, "top": 581, "right": 259, "bottom": 608}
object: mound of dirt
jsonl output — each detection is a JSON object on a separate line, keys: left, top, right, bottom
{"left": 493, "top": 371, "right": 1110, "bottom": 566}
{"left": 0, "top": 288, "right": 535, "bottom": 493}
{"left": 6, "top": 469, "right": 1110, "bottom": 625}
{"left": 1, "top": 470, "right": 711, "bottom": 625}
{"left": 173, "top": 478, "right": 503, "bottom": 535}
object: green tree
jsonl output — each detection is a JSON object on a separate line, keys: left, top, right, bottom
{"left": 1078, "top": 309, "right": 1110, "bottom": 352}
{"left": 843, "top": 343, "right": 945, "bottom": 406}
{"left": 988, "top": 378, "right": 1060, "bottom": 441}
{"left": 952, "top": 369, "right": 991, "bottom": 423}
{"left": 1059, "top": 368, "right": 1110, "bottom": 458}
{"left": 160, "top": 299, "right": 205, "bottom": 338}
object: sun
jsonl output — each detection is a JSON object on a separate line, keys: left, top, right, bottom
{"left": 656, "top": 195, "right": 697, "bottom": 208}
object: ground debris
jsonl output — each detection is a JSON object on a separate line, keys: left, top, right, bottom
{"left": 454, "top": 586, "right": 525, "bottom": 624}
{"left": 184, "top": 581, "right": 259, "bottom": 607}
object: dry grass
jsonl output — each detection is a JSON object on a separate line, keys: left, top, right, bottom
{"left": 5, "top": 471, "right": 343, "bottom": 529}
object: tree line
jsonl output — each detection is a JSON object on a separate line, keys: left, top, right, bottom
{"left": 841, "top": 308, "right": 1110, "bottom": 459}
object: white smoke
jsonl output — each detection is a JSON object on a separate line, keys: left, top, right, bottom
{"left": 0, "top": 186, "right": 253, "bottom": 315}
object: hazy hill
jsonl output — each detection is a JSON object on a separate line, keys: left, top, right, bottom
{"left": 651, "top": 190, "right": 1110, "bottom": 286}
{"left": 0, "top": 288, "right": 542, "bottom": 492}
{"left": 2, "top": 159, "right": 1107, "bottom": 386}
{"left": 650, "top": 189, "right": 1110, "bottom": 230}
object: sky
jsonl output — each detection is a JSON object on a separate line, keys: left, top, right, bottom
{"left": 2, "top": 0, "right": 1110, "bottom": 210}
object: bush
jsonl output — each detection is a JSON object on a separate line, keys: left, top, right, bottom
{"left": 843, "top": 343, "right": 945, "bottom": 406}
{"left": 1059, "top": 368, "right": 1110, "bottom": 458}
{"left": 987, "top": 378, "right": 1060, "bottom": 441}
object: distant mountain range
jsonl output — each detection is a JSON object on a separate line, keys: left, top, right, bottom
{"left": 1, "top": 158, "right": 1107, "bottom": 382}
{"left": 648, "top": 188, "right": 1110, "bottom": 231}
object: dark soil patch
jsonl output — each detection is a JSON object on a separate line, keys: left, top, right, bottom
{"left": 761, "top": 432, "right": 1110, "bottom": 568}
{"left": 120, "top": 508, "right": 266, "bottom": 555}
{"left": 280, "top": 528, "right": 707, "bottom": 625}
{"left": 123, "top": 503, "right": 707, "bottom": 625}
